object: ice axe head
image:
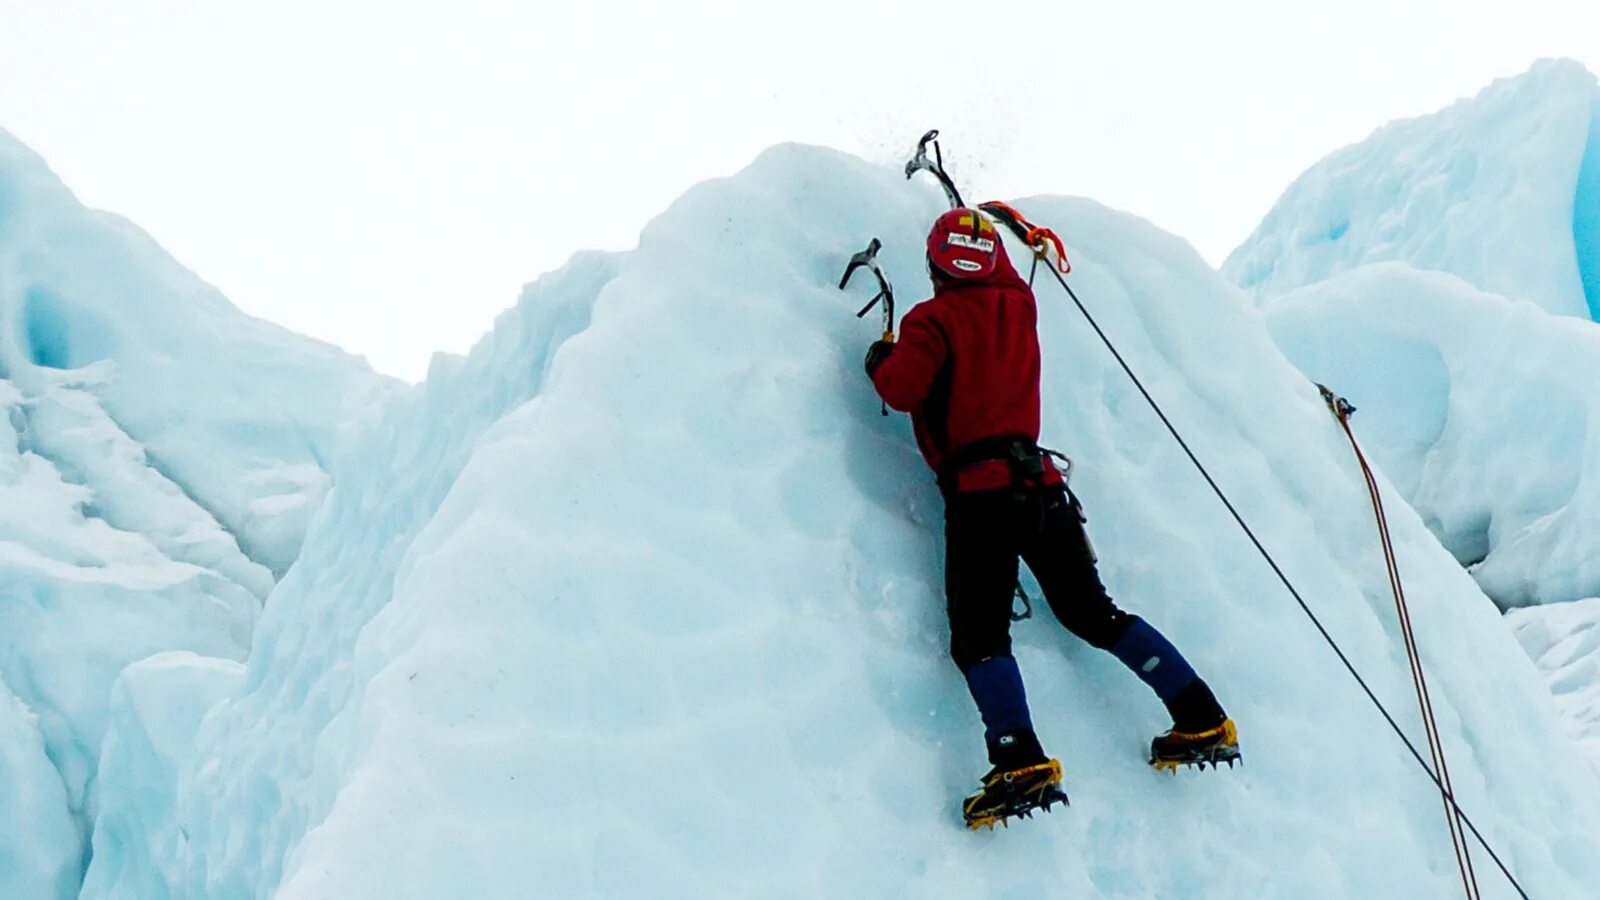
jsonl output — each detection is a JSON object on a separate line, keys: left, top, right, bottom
{"left": 903, "top": 128, "right": 965, "bottom": 209}
{"left": 838, "top": 238, "right": 883, "bottom": 290}
{"left": 904, "top": 129, "right": 941, "bottom": 180}
{"left": 838, "top": 237, "right": 895, "bottom": 341}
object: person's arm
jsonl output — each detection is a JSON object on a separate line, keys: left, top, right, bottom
{"left": 867, "top": 308, "right": 949, "bottom": 412}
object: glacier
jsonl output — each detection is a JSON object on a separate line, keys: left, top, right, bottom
{"left": 1508, "top": 597, "right": 1600, "bottom": 780}
{"left": 0, "top": 126, "right": 389, "bottom": 895}
{"left": 0, "top": 130, "right": 395, "bottom": 577}
{"left": 1223, "top": 57, "right": 1600, "bottom": 803}
{"left": 1225, "top": 58, "right": 1600, "bottom": 322}
{"left": 2, "top": 60, "right": 1600, "bottom": 899}
{"left": 1223, "top": 60, "right": 1600, "bottom": 607}
{"left": 1264, "top": 264, "right": 1600, "bottom": 608}
{"left": 69, "top": 144, "right": 1600, "bottom": 899}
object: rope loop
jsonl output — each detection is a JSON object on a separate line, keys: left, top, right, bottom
{"left": 979, "top": 200, "right": 1071, "bottom": 273}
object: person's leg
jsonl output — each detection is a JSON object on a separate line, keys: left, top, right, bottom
{"left": 945, "top": 489, "right": 1045, "bottom": 768}
{"left": 1021, "top": 486, "right": 1225, "bottom": 731}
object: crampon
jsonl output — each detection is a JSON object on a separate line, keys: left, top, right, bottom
{"left": 962, "top": 759, "right": 1069, "bottom": 830}
{"left": 1150, "top": 718, "right": 1241, "bottom": 773}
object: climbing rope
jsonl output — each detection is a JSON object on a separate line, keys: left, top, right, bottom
{"left": 896, "top": 139, "right": 1530, "bottom": 893}
{"left": 1319, "top": 386, "right": 1481, "bottom": 900}
{"left": 1007, "top": 219, "right": 1530, "bottom": 900}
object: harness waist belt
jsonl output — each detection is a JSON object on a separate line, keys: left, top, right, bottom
{"left": 937, "top": 434, "right": 1045, "bottom": 489}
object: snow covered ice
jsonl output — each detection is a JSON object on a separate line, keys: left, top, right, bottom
{"left": 0, "top": 126, "right": 388, "bottom": 894}
{"left": 1264, "top": 264, "right": 1600, "bottom": 609}
{"left": 1226, "top": 58, "right": 1600, "bottom": 321}
{"left": 4, "top": 61, "right": 1600, "bottom": 898}
{"left": 1508, "top": 597, "right": 1600, "bottom": 778}
{"left": 66, "top": 142, "right": 1600, "bottom": 898}
{"left": 1225, "top": 56, "right": 1600, "bottom": 802}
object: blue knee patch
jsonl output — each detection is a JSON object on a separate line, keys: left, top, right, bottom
{"left": 964, "top": 656, "right": 1034, "bottom": 745}
{"left": 1111, "top": 617, "right": 1197, "bottom": 702}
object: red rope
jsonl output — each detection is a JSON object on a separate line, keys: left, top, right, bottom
{"left": 1323, "top": 387, "right": 1481, "bottom": 900}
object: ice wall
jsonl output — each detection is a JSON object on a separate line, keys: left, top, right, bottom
{"left": 1576, "top": 93, "right": 1600, "bottom": 320}
{"left": 0, "top": 365, "right": 262, "bottom": 900}
{"left": 0, "top": 127, "right": 395, "bottom": 576}
{"left": 85, "top": 146, "right": 1600, "bottom": 899}
{"left": 80, "top": 653, "right": 244, "bottom": 900}
{"left": 0, "top": 127, "right": 392, "bottom": 897}
{"left": 1508, "top": 598, "right": 1600, "bottom": 777}
{"left": 1265, "top": 263, "right": 1600, "bottom": 608}
{"left": 1225, "top": 60, "right": 1600, "bottom": 617}
{"left": 82, "top": 248, "right": 618, "bottom": 899}
{"left": 1225, "top": 59, "right": 1600, "bottom": 321}
{"left": 0, "top": 671, "right": 78, "bottom": 898}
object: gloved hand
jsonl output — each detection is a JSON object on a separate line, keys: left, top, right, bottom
{"left": 864, "top": 339, "right": 895, "bottom": 376}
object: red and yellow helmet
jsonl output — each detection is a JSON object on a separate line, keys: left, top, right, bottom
{"left": 926, "top": 207, "right": 999, "bottom": 279}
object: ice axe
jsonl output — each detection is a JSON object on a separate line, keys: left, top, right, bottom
{"left": 839, "top": 237, "right": 896, "bottom": 342}
{"left": 906, "top": 130, "right": 1070, "bottom": 275}
{"left": 905, "top": 129, "right": 965, "bottom": 209}
{"left": 839, "top": 237, "right": 896, "bottom": 415}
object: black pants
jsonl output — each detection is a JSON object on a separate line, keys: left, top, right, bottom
{"left": 945, "top": 485, "right": 1133, "bottom": 673}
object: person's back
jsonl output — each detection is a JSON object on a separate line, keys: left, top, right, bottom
{"left": 868, "top": 210, "right": 1062, "bottom": 494}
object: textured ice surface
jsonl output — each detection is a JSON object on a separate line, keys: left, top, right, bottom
{"left": 1226, "top": 59, "right": 1600, "bottom": 614}
{"left": 1224, "top": 59, "right": 1600, "bottom": 868}
{"left": 83, "top": 146, "right": 1600, "bottom": 899}
{"left": 0, "top": 366, "right": 260, "bottom": 899}
{"left": 0, "top": 127, "right": 395, "bottom": 576}
{"left": 0, "top": 670, "right": 78, "bottom": 898}
{"left": 0, "top": 127, "right": 390, "bottom": 897}
{"left": 1507, "top": 598, "right": 1600, "bottom": 777}
{"left": 1225, "top": 59, "right": 1600, "bottom": 320}
{"left": 1265, "top": 263, "right": 1600, "bottom": 608}
{"left": 82, "top": 248, "right": 619, "bottom": 900}
{"left": 81, "top": 653, "right": 244, "bottom": 900}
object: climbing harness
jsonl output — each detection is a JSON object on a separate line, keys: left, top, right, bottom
{"left": 933, "top": 436, "right": 1087, "bottom": 621}
{"left": 1319, "top": 385, "right": 1481, "bottom": 900}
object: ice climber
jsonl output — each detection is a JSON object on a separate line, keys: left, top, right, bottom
{"left": 863, "top": 207, "right": 1240, "bottom": 828}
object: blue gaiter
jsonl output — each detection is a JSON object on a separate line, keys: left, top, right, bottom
{"left": 1111, "top": 616, "right": 1198, "bottom": 702}
{"left": 965, "top": 656, "right": 1034, "bottom": 745}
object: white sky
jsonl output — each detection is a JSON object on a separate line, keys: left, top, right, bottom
{"left": 3, "top": 1, "right": 1598, "bottom": 381}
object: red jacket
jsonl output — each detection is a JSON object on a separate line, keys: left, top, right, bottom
{"left": 869, "top": 243, "right": 1063, "bottom": 493}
